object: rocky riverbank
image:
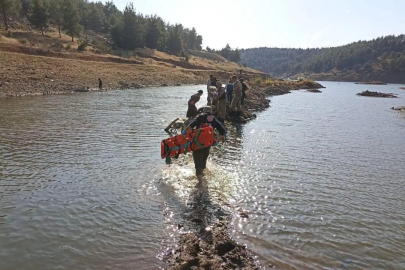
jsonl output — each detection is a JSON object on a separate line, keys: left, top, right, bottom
{"left": 225, "top": 78, "right": 325, "bottom": 123}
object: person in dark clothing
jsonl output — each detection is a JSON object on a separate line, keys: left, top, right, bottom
{"left": 225, "top": 77, "right": 233, "bottom": 103}
{"left": 98, "top": 78, "right": 103, "bottom": 90}
{"left": 240, "top": 78, "right": 249, "bottom": 106}
{"left": 183, "top": 106, "right": 226, "bottom": 179}
{"left": 210, "top": 77, "right": 217, "bottom": 87}
{"left": 186, "top": 90, "right": 203, "bottom": 118}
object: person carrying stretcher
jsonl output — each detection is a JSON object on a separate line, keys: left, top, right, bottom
{"left": 182, "top": 106, "right": 226, "bottom": 180}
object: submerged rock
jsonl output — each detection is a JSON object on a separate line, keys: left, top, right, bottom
{"left": 391, "top": 106, "right": 405, "bottom": 112}
{"left": 307, "top": 89, "right": 322, "bottom": 93}
{"left": 357, "top": 90, "right": 397, "bottom": 98}
{"left": 355, "top": 81, "right": 387, "bottom": 85}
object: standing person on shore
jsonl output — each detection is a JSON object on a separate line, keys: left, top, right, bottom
{"left": 240, "top": 78, "right": 249, "bottom": 106}
{"left": 206, "top": 75, "right": 214, "bottom": 105}
{"left": 186, "top": 90, "right": 203, "bottom": 118}
{"left": 225, "top": 77, "right": 233, "bottom": 103}
{"left": 182, "top": 106, "right": 225, "bottom": 180}
{"left": 98, "top": 78, "right": 103, "bottom": 90}
{"left": 214, "top": 81, "right": 226, "bottom": 122}
{"left": 206, "top": 75, "right": 213, "bottom": 91}
{"left": 211, "top": 77, "right": 217, "bottom": 87}
{"left": 230, "top": 76, "right": 243, "bottom": 113}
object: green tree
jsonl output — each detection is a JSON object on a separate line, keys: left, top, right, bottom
{"left": 196, "top": 35, "right": 202, "bottom": 50}
{"left": 86, "top": 2, "right": 107, "bottom": 32}
{"left": 62, "top": 0, "right": 82, "bottom": 42}
{"left": 187, "top": 27, "right": 197, "bottom": 50}
{"left": 229, "top": 48, "right": 241, "bottom": 63}
{"left": 20, "top": 0, "right": 31, "bottom": 16}
{"left": 167, "top": 24, "right": 183, "bottom": 55}
{"left": 29, "top": 0, "right": 49, "bottom": 36}
{"left": 110, "top": 19, "right": 123, "bottom": 47}
{"left": 221, "top": 43, "right": 231, "bottom": 59}
{"left": 0, "top": 0, "right": 20, "bottom": 30}
{"left": 145, "top": 15, "right": 163, "bottom": 49}
{"left": 49, "top": 0, "right": 63, "bottom": 38}
{"left": 120, "top": 3, "right": 144, "bottom": 49}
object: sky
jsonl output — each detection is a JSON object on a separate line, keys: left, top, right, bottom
{"left": 108, "top": 0, "right": 405, "bottom": 50}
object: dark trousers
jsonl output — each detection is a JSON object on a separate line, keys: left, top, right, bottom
{"left": 241, "top": 92, "right": 246, "bottom": 106}
{"left": 186, "top": 105, "right": 198, "bottom": 118}
{"left": 227, "top": 92, "right": 233, "bottom": 103}
{"left": 192, "top": 146, "right": 211, "bottom": 176}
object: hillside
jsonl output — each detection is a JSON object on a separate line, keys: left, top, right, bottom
{"left": 0, "top": 25, "right": 261, "bottom": 97}
{"left": 240, "top": 35, "right": 405, "bottom": 83}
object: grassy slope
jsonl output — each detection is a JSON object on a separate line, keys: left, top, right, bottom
{"left": 0, "top": 27, "right": 262, "bottom": 98}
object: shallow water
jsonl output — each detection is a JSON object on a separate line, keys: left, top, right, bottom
{"left": 1, "top": 82, "right": 405, "bottom": 269}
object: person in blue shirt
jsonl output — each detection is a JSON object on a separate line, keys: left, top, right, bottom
{"left": 225, "top": 77, "right": 233, "bottom": 103}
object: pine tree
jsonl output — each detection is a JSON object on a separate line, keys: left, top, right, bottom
{"left": 196, "top": 35, "right": 202, "bottom": 50}
{"left": 167, "top": 24, "right": 183, "bottom": 55}
{"left": 187, "top": 27, "right": 197, "bottom": 50}
{"left": 62, "top": 0, "right": 82, "bottom": 42}
{"left": 120, "top": 3, "right": 144, "bottom": 49}
{"left": 20, "top": 0, "right": 31, "bottom": 16}
{"left": 145, "top": 16, "right": 162, "bottom": 49}
{"left": 0, "top": 0, "right": 20, "bottom": 30}
{"left": 29, "top": 0, "right": 49, "bottom": 36}
{"left": 87, "top": 2, "right": 107, "bottom": 32}
{"left": 49, "top": 0, "right": 62, "bottom": 38}
{"left": 229, "top": 48, "right": 241, "bottom": 63}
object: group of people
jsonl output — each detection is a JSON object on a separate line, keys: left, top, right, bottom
{"left": 207, "top": 75, "right": 248, "bottom": 114}
{"left": 184, "top": 74, "right": 249, "bottom": 180}
{"left": 186, "top": 74, "right": 249, "bottom": 122}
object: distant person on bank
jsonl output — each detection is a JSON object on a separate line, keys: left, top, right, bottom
{"left": 187, "top": 90, "right": 203, "bottom": 118}
{"left": 98, "top": 78, "right": 103, "bottom": 90}
{"left": 214, "top": 81, "right": 227, "bottom": 123}
{"left": 231, "top": 76, "right": 242, "bottom": 113}
{"left": 225, "top": 77, "right": 233, "bottom": 103}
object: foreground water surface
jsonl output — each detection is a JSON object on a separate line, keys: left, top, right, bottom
{"left": 1, "top": 82, "right": 405, "bottom": 269}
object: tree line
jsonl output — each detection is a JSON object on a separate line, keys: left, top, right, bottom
{"left": 206, "top": 43, "right": 241, "bottom": 64}
{"left": 0, "top": 0, "right": 203, "bottom": 55}
{"left": 240, "top": 35, "right": 405, "bottom": 75}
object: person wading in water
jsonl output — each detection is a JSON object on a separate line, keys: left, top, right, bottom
{"left": 183, "top": 106, "right": 225, "bottom": 181}
{"left": 186, "top": 90, "right": 203, "bottom": 118}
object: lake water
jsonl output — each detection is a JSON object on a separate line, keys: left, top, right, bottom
{"left": 1, "top": 82, "right": 405, "bottom": 269}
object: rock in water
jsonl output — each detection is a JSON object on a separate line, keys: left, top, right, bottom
{"left": 357, "top": 90, "right": 397, "bottom": 98}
